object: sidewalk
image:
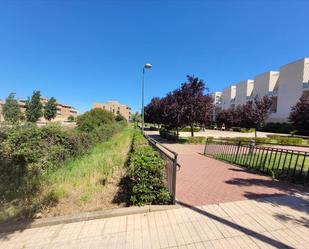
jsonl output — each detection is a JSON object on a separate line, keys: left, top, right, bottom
{"left": 1, "top": 195, "right": 309, "bottom": 248}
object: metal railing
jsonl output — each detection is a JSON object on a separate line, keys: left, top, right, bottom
{"left": 144, "top": 134, "right": 180, "bottom": 204}
{"left": 204, "top": 138, "right": 309, "bottom": 185}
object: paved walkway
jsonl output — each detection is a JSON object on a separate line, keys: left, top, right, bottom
{"left": 146, "top": 133, "right": 308, "bottom": 206}
{"left": 178, "top": 129, "right": 288, "bottom": 138}
{"left": 1, "top": 195, "right": 309, "bottom": 248}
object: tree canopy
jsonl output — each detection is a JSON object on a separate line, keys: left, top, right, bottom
{"left": 289, "top": 94, "right": 309, "bottom": 133}
{"left": 144, "top": 75, "right": 214, "bottom": 136}
{"left": 25, "top": 91, "right": 43, "bottom": 122}
{"left": 43, "top": 97, "right": 57, "bottom": 121}
{"left": 2, "top": 93, "right": 23, "bottom": 124}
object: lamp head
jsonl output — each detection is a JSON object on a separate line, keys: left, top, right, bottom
{"left": 144, "top": 63, "right": 152, "bottom": 69}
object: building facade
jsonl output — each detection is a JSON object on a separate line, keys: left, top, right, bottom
{"left": 220, "top": 57, "right": 309, "bottom": 122}
{"left": 221, "top": 85, "right": 236, "bottom": 109}
{"left": 0, "top": 97, "right": 78, "bottom": 123}
{"left": 235, "top": 80, "right": 254, "bottom": 106}
{"left": 92, "top": 100, "right": 131, "bottom": 121}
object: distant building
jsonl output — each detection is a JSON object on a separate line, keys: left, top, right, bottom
{"left": 211, "top": 92, "right": 222, "bottom": 121}
{"left": 222, "top": 85, "right": 236, "bottom": 109}
{"left": 0, "top": 97, "right": 78, "bottom": 123}
{"left": 211, "top": 92, "right": 222, "bottom": 107}
{"left": 92, "top": 100, "right": 131, "bottom": 121}
{"left": 235, "top": 80, "right": 254, "bottom": 106}
{"left": 220, "top": 57, "right": 309, "bottom": 122}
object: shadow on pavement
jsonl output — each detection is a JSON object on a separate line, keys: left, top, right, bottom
{"left": 176, "top": 199, "right": 296, "bottom": 249}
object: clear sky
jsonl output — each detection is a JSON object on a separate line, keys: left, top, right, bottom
{"left": 1, "top": 0, "right": 309, "bottom": 113}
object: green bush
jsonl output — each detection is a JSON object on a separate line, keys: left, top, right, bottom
{"left": 128, "top": 132, "right": 171, "bottom": 206}
{"left": 76, "top": 108, "right": 115, "bottom": 132}
{"left": 230, "top": 127, "right": 255, "bottom": 133}
{"left": 178, "top": 126, "right": 200, "bottom": 132}
{"left": 159, "top": 128, "right": 178, "bottom": 141}
{"left": 267, "top": 135, "right": 304, "bottom": 145}
{"left": 186, "top": 136, "right": 206, "bottom": 144}
{"left": 262, "top": 122, "right": 294, "bottom": 134}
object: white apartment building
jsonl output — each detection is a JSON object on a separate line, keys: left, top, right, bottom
{"left": 271, "top": 58, "right": 309, "bottom": 122}
{"left": 221, "top": 85, "right": 236, "bottom": 109}
{"left": 235, "top": 80, "right": 254, "bottom": 106}
{"left": 220, "top": 57, "right": 309, "bottom": 123}
{"left": 253, "top": 71, "right": 280, "bottom": 114}
{"left": 211, "top": 92, "right": 222, "bottom": 106}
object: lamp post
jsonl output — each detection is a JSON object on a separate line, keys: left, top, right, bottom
{"left": 141, "top": 63, "right": 152, "bottom": 133}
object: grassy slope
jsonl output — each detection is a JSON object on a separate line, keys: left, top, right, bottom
{"left": 44, "top": 125, "right": 134, "bottom": 216}
{"left": 0, "top": 126, "right": 134, "bottom": 221}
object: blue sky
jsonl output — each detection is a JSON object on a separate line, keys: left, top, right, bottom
{"left": 1, "top": 0, "right": 309, "bottom": 113}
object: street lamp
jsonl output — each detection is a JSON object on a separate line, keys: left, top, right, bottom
{"left": 141, "top": 63, "right": 152, "bottom": 133}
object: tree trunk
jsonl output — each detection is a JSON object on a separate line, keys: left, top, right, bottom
{"left": 176, "top": 127, "right": 179, "bottom": 137}
{"left": 254, "top": 128, "right": 257, "bottom": 138}
{"left": 190, "top": 123, "right": 194, "bottom": 137}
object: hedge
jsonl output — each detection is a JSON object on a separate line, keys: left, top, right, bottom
{"left": 128, "top": 131, "right": 171, "bottom": 206}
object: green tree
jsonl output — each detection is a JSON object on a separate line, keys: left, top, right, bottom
{"left": 43, "top": 97, "right": 57, "bottom": 121}
{"left": 2, "top": 93, "right": 23, "bottom": 124}
{"left": 131, "top": 112, "right": 141, "bottom": 127}
{"left": 25, "top": 91, "right": 43, "bottom": 122}
{"left": 67, "top": 115, "right": 75, "bottom": 122}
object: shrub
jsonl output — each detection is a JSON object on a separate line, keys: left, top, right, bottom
{"left": 76, "top": 108, "right": 115, "bottom": 132}
{"left": 231, "top": 127, "right": 255, "bottom": 133}
{"left": 115, "top": 114, "right": 127, "bottom": 123}
{"left": 128, "top": 132, "right": 171, "bottom": 206}
{"left": 186, "top": 136, "right": 205, "bottom": 144}
{"left": 179, "top": 126, "right": 200, "bottom": 132}
{"left": 262, "top": 122, "right": 294, "bottom": 134}
{"left": 159, "top": 128, "right": 178, "bottom": 141}
{"left": 267, "top": 135, "right": 304, "bottom": 145}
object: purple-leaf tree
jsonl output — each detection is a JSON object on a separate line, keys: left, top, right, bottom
{"left": 289, "top": 94, "right": 309, "bottom": 133}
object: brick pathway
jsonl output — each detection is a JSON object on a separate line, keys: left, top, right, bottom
{"left": 154, "top": 140, "right": 308, "bottom": 206}
{"left": 1, "top": 195, "right": 309, "bottom": 248}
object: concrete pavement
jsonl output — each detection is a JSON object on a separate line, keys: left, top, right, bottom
{"left": 1, "top": 195, "right": 309, "bottom": 248}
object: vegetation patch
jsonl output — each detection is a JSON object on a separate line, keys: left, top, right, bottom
{"left": 128, "top": 131, "right": 171, "bottom": 206}
{"left": 0, "top": 108, "right": 128, "bottom": 221}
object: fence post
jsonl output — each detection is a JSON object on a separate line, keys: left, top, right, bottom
{"left": 234, "top": 141, "right": 241, "bottom": 163}
{"left": 172, "top": 154, "right": 178, "bottom": 204}
{"left": 203, "top": 138, "right": 208, "bottom": 155}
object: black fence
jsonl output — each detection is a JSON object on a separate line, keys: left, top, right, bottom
{"left": 204, "top": 138, "right": 309, "bottom": 185}
{"left": 144, "top": 134, "right": 180, "bottom": 204}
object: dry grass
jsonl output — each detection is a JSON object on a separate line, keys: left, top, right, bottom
{"left": 40, "top": 126, "right": 134, "bottom": 217}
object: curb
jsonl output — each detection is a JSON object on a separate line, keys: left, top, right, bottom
{"left": 0, "top": 205, "right": 178, "bottom": 233}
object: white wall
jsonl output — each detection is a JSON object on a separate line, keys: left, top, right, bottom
{"left": 235, "top": 80, "right": 254, "bottom": 106}
{"left": 271, "top": 58, "right": 309, "bottom": 122}
{"left": 252, "top": 71, "right": 279, "bottom": 98}
{"left": 221, "top": 86, "right": 235, "bottom": 109}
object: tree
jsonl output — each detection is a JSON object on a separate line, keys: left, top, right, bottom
{"left": 144, "top": 97, "right": 163, "bottom": 127}
{"left": 25, "top": 91, "right": 43, "bottom": 122}
{"left": 76, "top": 108, "right": 115, "bottom": 132}
{"left": 115, "top": 113, "right": 127, "bottom": 122}
{"left": 131, "top": 112, "right": 142, "bottom": 127}
{"left": 67, "top": 115, "right": 75, "bottom": 122}
{"left": 43, "top": 97, "right": 57, "bottom": 121}
{"left": 216, "top": 95, "right": 272, "bottom": 137}
{"left": 2, "top": 93, "right": 23, "bottom": 124}
{"left": 180, "top": 75, "right": 209, "bottom": 136}
{"left": 289, "top": 94, "right": 309, "bottom": 133}
{"left": 195, "top": 95, "right": 214, "bottom": 129}
{"left": 251, "top": 95, "right": 272, "bottom": 137}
